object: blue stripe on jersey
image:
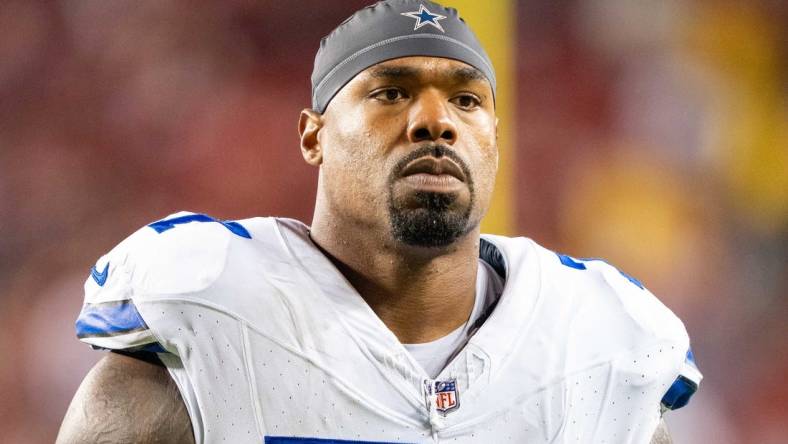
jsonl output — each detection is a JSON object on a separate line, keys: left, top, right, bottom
{"left": 556, "top": 253, "right": 645, "bottom": 289}
{"left": 148, "top": 213, "right": 251, "bottom": 239}
{"left": 265, "top": 437, "right": 414, "bottom": 444}
{"left": 686, "top": 347, "right": 698, "bottom": 367}
{"left": 76, "top": 300, "right": 149, "bottom": 338}
{"left": 661, "top": 374, "right": 699, "bottom": 410}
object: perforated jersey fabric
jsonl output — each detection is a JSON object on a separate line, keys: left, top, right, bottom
{"left": 76, "top": 211, "right": 701, "bottom": 443}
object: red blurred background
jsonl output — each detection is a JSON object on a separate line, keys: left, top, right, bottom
{"left": 0, "top": 1, "right": 785, "bottom": 442}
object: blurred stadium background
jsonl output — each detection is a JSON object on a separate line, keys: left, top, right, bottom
{"left": 1, "top": 1, "right": 786, "bottom": 442}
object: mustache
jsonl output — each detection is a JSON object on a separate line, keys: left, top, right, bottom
{"left": 389, "top": 144, "right": 473, "bottom": 185}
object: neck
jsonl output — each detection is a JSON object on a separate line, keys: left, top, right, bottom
{"left": 310, "top": 212, "right": 480, "bottom": 344}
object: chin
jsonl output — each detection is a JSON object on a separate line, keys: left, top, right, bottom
{"left": 389, "top": 204, "right": 473, "bottom": 248}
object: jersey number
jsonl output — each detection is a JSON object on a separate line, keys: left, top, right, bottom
{"left": 148, "top": 213, "right": 251, "bottom": 239}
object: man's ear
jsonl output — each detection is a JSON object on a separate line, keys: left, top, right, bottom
{"left": 299, "top": 109, "right": 324, "bottom": 166}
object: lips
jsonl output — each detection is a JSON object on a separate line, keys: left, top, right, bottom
{"left": 399, "top": 157, "right": 466, "bottom": 182}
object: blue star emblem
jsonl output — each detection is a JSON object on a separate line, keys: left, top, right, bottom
{"left": 400, "top": 4, "right": 447, "bottom": 33}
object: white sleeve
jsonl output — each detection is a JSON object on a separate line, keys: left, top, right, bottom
{"left": 75, "top": 225, "right": 167, "bottom": 354}
{"left": 75, "top": 211, "right": 241, "bottom": 354}
{"left": 557, "top": 252, "right": 703, "bottom": 412}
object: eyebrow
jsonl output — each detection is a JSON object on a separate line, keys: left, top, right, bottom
{"left": 451, "top": 66, "right": 487, "bottom": 83}
{"left": 367, "top": 65, "right": 487, "bottom": 84}
{"left": 368, "top": 66, "right": 420, "bottom": 79}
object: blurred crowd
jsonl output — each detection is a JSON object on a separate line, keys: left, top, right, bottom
{"left": 0, "top": 1, "right": 785, "bottom": 442}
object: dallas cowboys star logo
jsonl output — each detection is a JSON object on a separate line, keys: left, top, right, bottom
{"left": 400, "top": 4, "right": 447, "bottom": 33}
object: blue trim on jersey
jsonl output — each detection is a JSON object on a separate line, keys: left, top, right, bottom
{"left": 76, "top": 300, "right": 149, "bottom": 338}
{"left": 265, "top": 438, "right": 412, "bottom": 444}
{"left": 90, "top": 262, "right": 109, "bottom": 286}
{"left": 686, "top": 347, "right": 697, "bottom": 366}
{"left": 148, "top": 213, "right": 252, "bottom": 239}
{"left": 557, "top": 253, "right": 587, "bottom": 270}
{"left": 661, "top": 374, "right": 698, "bottom": 410}
{"left": 479, "top": 238, "right": 507, "bottom": 279}
{"left": 556, "top": 253, "right": 645, "bottom": 289}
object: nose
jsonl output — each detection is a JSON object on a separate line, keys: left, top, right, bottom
{"left": 406, "top": 91, "right": 458, "bottom": 145}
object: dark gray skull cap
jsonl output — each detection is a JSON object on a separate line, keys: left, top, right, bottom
{"left": 311, "top": 0, "right": 496, "bottom": 113}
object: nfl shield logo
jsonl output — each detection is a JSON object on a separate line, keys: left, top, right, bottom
{"left": 433, "top": 379, "right": 459, "bottom": 414}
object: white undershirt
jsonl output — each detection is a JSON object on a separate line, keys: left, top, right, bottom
{"left": 403, "top": 259, "right": 504, "bottom": 378}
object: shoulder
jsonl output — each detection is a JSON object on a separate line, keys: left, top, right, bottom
{"left": 485, "top": 234, "right": 691, "bottom": 368}
{"left": 484, "top": 234, "right": 702, "bottom": 410}
{"left": 76, "top": 211, "right": 279, "bottom": 351}
{"left": 86, "top": 211, "right": 275, "bottom": 300}
{"left": 546, "top": 248, "right": 688, "bottom": 347}
{"left": 498, "top": 234, "right": 689, "bottom": 346}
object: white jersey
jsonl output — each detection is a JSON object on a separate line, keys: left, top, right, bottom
{"left": 404, "top": 259, "right": 503, "bottom": 379}
{"left": 77, "top": 211, "right": 701, "bottom": 444}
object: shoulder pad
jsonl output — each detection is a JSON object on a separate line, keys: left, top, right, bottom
{"left": 77, "top": 211, "right": 257, "bottom": 352}
{"left": 104, "top": 211, "right": 251, "bottom": 296}
{"left": 542, "top": 248, "right": 688, "bottom": 344}
{"left": 516, "top": 240, "right": 702, "bottom": 410}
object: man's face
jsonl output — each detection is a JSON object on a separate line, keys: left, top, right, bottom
{"left": 311, "top": 56, "right": 498, "bottom": 248}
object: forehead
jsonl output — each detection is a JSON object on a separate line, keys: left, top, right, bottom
{"left": 352, "top": 56, "right": 491, "bottom": 88}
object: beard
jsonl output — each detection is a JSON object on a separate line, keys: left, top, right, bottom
{"left": 389, "top": 190, "right": 472, "bottom": 247}
{"left": 387, "top": 145, "right": 475, "bottom": 248}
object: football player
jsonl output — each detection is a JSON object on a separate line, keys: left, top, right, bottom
{"left": 58, "top": 1, "right": 701, "bottom": 443}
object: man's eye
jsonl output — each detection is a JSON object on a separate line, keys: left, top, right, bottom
{"left": 373, "top": 88, "right": 406, "bottom": 102}
{"left": 452, "top": 94, "right": 481, "bottom": 109}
